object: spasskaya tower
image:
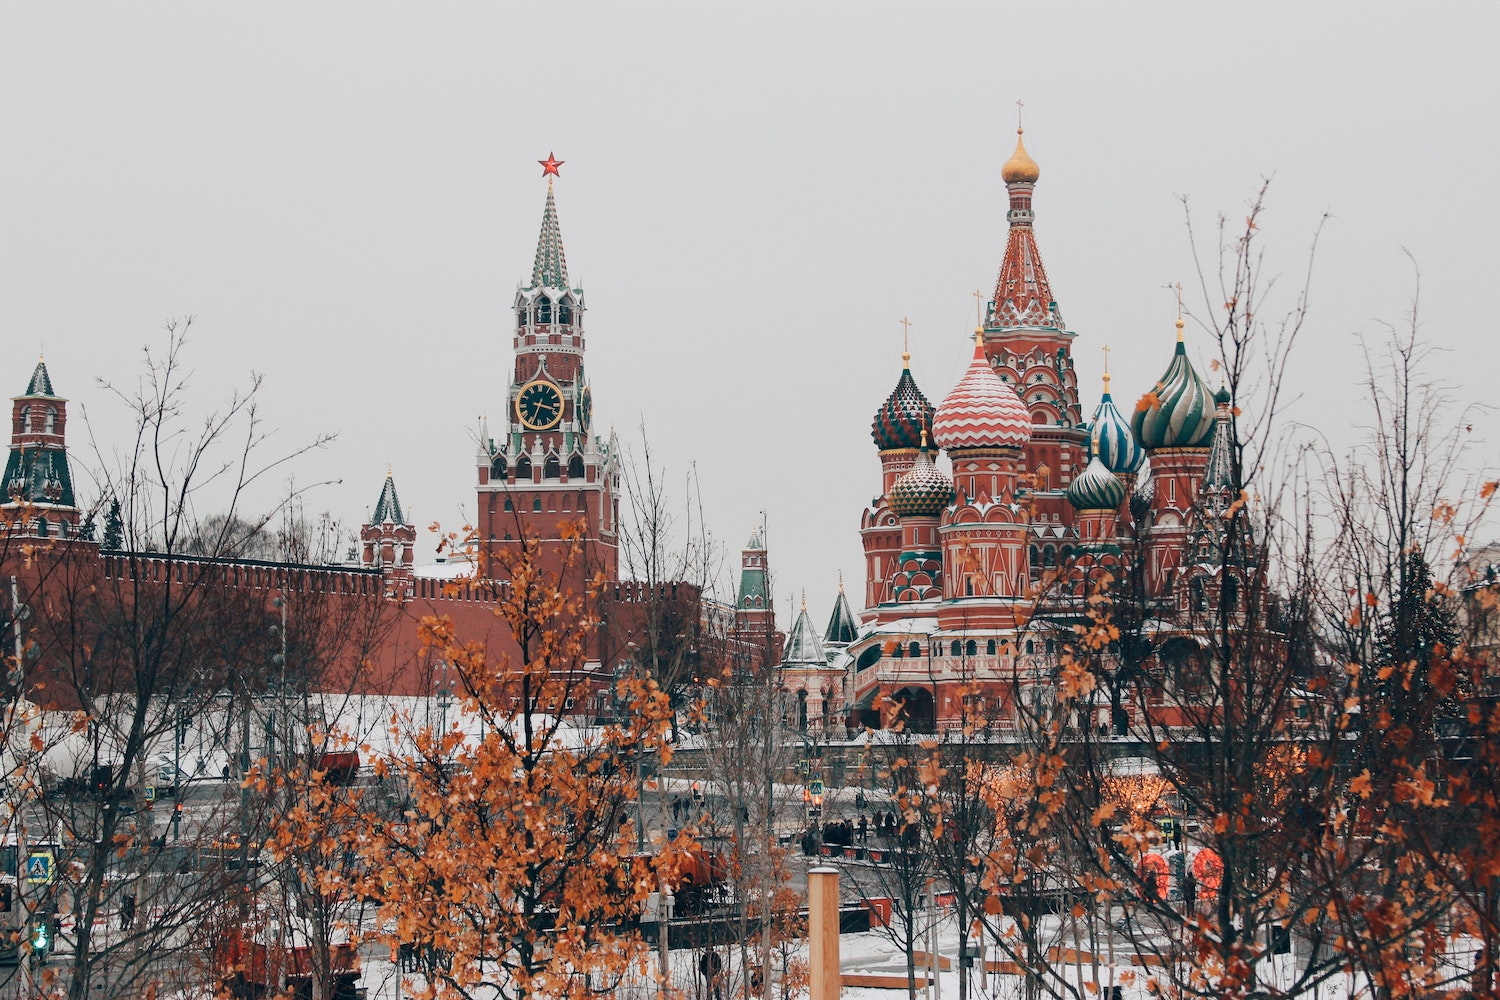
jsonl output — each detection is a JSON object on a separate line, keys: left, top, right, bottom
{"left": 476, "top": 154, "right": 620, "bottom": 587}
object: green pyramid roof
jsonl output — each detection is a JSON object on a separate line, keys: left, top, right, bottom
{"left": 24, "top": 361, "right": 55, "bottom": 397}
{"left": 530, "top": 184, "right": 571, "bottom": 291}
{"left": 371, "top": 473, "right": 404, "bottom": 525}
{"left": 824, "top": 586, "right": 859, "bottom": 645}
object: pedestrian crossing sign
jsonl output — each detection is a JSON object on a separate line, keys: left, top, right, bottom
{"left": 25, "top": 851, "right": 53, "bottom": 885}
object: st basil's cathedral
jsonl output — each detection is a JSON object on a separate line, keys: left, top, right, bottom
{"left": 821, "top": 126, "right": 1243, "bottom": 737}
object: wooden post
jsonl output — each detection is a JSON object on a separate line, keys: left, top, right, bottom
{"left": 808, "top": 866, "right": 840, "bottom": 1000}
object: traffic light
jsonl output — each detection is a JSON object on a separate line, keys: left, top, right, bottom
{"left": 30, "top": 916, "right": 52, "bottom": 961}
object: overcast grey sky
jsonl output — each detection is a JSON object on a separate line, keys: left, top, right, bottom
{"left": 2, "top": 3, "right": 1496, "bottom": 623}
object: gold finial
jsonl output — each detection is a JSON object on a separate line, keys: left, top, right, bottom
{"left": 1002, "top": 106, "right": 1040, "bottom": 184}
{"left": 387, "top": 463, "right": 392, "bottom": 477}
{"left": 974, "top": 326, "right": 985, "bottom": 349}
{"left": 1174, "top": 282, "right": 1185, "bottom": 341}
{"left": 919, "top": 428, "right": 929, "bottom": 450}
{"left": 900, "top": 316, "right": 912, "bottom": 365}
{"left": 801, "top": 589, "right": 807, "bottom": 612}
{"left": 838, "top": 570, "right": 844, "bottom": 593}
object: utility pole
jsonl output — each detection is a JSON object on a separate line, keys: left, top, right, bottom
{"left": 11, "top": 576, "right": 34, "bottom": 997}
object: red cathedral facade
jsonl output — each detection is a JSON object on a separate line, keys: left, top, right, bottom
{"left": 847, "top": 127, "right": 1237, "bottom": 735}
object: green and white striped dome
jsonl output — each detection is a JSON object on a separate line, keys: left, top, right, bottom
{"left": 1132, "top": 320, "right": 1215, "bottom": 451}
{"left": 1067, "top": 454, "right": 1127, "bottom": 511}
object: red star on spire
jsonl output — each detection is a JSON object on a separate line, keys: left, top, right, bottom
{"left": 539, "top": 152, "right": 564, "bottom": 178}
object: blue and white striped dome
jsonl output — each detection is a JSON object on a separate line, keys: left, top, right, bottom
{"left": 1132, "top": 320, "right": 1216, "bottom": 451}
{"left": 1087, "top": 377, "right": 1145, "bottom": 475}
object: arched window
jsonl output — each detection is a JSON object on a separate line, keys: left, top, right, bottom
{"left": 966, "top": 640, "right": 978, "bottom": 657}
{"left": 950, "top": 640, "right": 961, "bottom": 657}
{"left": 1060, "top": 544, "right": 1073, "bottom": 561}
{"left": 1042, "top": 546, "right": 1057, "bottom": 567}
{"left": 491, "top": 455, "right": 508, "bottom": 480}
{"left": 515, "top": 455, "right": 532, "bottom": 480}
{"left": 908, "top": 641, "right": 921, "bottom": 658}
{"left": 1025, "top": 639, "right": 1034, "bottom": 655}
{"left": 856, "top": 646, "right": 882, "bottom": 672}
{"left": 543, "top": 455, "right": 560, "bottom": 480}
{"left": 1045, "top": 639, "right": 1055, "bottom": 655}
{"left": 44, "top": 407, "right": 56, "bottom": 434}
{"left": 1030, "top": 544, "right": 1040, "bottom": 567}
{"left": 797, "top": 691, "right": 808, "bottom": 732}
{"left": 17, "top": 405, "right": 28, "bottom": 433}
{"left": 532, "top": 497, "right": 542, "bottom": 512}
{"left": 536, "top": 296, "right": 553, "bottom": 323}
{"left": 1191, "top": 577, "right": 1206, "bottom": 611}
{"left": 558, "top": 299, "right": 573, "bottom": 325}
{"left": 517, "top": 305, "right": 529, "bottom": 327}
{"left": 986, "top": 639, "right": 997, "bottom": 655}
{"left": 503, "top": 497, "right": 514, "bottom": 512}
{"left": 893, "top": 643, "right": 904, "bottom": 658}
{"left": 567, "top": 454, "right": 585, "bottom": 480}
{"left": 34, "top": 517, "right": 48, "bottom": 537}
{"left": 1223, "top": 575, "right": 1240, "bottom": 612}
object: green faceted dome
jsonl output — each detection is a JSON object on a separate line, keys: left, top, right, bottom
{"left": 1067, "top": 455, "right": 1126, "bottom": 511}
{"left": 1132, "top": 324, "right": 1216, "bottom": 451}
{"left": 889, "top": 440, "right": 954, "bottom": 518}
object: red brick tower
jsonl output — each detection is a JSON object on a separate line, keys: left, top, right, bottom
{"left": 3, "top": 359, "right": 81, "bottom": 536}
{"left": 475, "top": 157, "right": 619, "bottom": 591}
{"left": 981, "top": 127, "right": 1087, "bottom": 566}
{"left": 360, "top": 470, "right": 415, "bottom": 598}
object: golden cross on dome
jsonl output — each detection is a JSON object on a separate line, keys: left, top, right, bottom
{"left": 1016, "top": 99, "right": 1025, "bottom": 132}
{"left": 1174, "top": 282, "right": 1185, "bottom": 340}
{"left": 900, "top": 316, "right": 912, "bottom": 363}
{"left": 1102, "top": 344, "right": 1112, "bottom": 389}
{"left": 973, "top": 288, "right": 985, "bottom": 326}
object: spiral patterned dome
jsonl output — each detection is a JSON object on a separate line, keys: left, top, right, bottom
{"left": 1088, "top": 378, "right": 1146, "bottom": 474}
{"left": 1132, "top": 322, "right": 1216, "bottom": 450}
{"left": 1067, "top": 455, "right": 1127, "bottom": 511}
{"left": 889, "top": 437, "right": 955, "bottom": 518}
{"left": 872, "top": 363, "right": 934, "bottom": 452}
{"left": 932, "top": 332, "right": 1032, "bottom": 451}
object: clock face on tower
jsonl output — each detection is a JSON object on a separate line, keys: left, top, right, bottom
{"left": 578, "top": 384, "right": 593, "bottom": 433}
{"left": 516, "top": 379, "right": 564, "bottom": 430}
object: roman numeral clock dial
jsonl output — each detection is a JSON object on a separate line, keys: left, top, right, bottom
{"left": 516, "top": 379, "right": 563, "bottom": 430}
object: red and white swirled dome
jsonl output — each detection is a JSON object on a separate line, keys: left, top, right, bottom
{"left": 932, "top": 333, "right": 1032, "bottom": 451}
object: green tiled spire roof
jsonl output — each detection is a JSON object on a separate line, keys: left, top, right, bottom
{"left": 24, "top": 361, "right": 55, "bottom": 397}
{"left": 3, "top": 448, "right": 74, "bottom": 509}
{"left": 824, "top": 581, "right": 858, "bottom": 646}
{"left": 530, "top": 183, "right": 570, "bottom": 291}
{"left": 371, "top": 472, "right": 404, "bottom": 525}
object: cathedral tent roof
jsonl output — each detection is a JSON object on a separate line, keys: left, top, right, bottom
{"left": 824, "top": 585, "right": 859, "bottom": 646}
{"left": 780, "top": 603, "right": 827, "bottom": 668}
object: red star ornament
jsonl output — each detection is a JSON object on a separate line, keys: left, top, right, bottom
{"left": 539, "top": 152, "right": 564, "bottom": 178}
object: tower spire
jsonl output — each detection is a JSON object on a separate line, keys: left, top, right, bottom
{"left": 531, "top": 179, "right": 570, "bottom": 291}
{"left": 991, "top": 121, "right": 1059, "bottom": 330}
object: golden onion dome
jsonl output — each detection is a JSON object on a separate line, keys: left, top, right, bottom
{"left": 1001, "top": 128, "right": 1040, "bottom": 184}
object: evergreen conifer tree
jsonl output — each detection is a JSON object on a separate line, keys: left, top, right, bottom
{"left": 101, "top": 499, "right": 124, "bottom": 550}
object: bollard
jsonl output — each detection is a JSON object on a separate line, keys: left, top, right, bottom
{"left": 808, "top": 866, "right": 840, "bottom": 1000}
